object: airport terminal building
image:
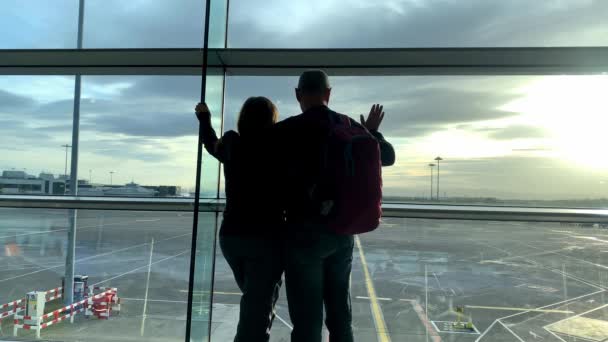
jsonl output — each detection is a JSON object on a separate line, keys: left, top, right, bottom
{"left": 1, "top": 1, "right": 608, "bottom": 341}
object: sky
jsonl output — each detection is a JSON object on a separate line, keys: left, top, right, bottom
{"left": 1, "top": 0, "right": 608, "bottom": 200}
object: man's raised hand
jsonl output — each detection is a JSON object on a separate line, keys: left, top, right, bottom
{"left": 360, "top": 104, "right": 385, "bottom": 131}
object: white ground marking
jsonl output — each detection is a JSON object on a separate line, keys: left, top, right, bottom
{"left": 517, "top": 240, "right": 608, "bottom": 271}
{"left": 141, "top": 238, "right": 155, "bottom": 337}
{"left": 481, "top": 239, "right": 607, "bottom": 291}
{"left": 0, "top": 232, "right": 191, "bottom": 283}
{"left": 179, "top": 290, "right": 241, "bottom": 296}
{"left": 465, "top": 305, "right": 573, "bottom": 314}
{"left": 0, "top": 221, "right": 133, "bottom": 240}
{"left": 475, "top": 289, "right": 606, "bottom": 341}
{"left": 498, "top": 321, "right": 526, "bottom": 342}
{"left": 480, "top": 248, "right": 577, "bottom": 265}
{"left": 275, "top": 313, "right": 293, "bottom": 330}
{"left": 542, "top": 326, "right": 568, "bottom": 342}
{"left": 576, "top": 236, "right": 608, "bottom": 244}
{"left": 91, "top": 250, "right": 189, "bottom": 287}
{"left": 542, "top": 303, "right": 608, "bottom": 331}
{"left": 474, "top": 320, "right": 498, "bottom": 342}
{"left": 121, "top": 297, "right": 187, "bottom": 304}
{"left": 356, "top": 296, "right": 392, "bottom": 301}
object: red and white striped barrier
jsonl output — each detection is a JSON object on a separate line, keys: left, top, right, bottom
{"left": 1, "top": 287, "right": 63, "bottom": 335}
{"left": 0, "top": 298, "right": 26, "bottom": 334}
{"left": 1, "top": 288, "right": 62, "bottom": 319}
{"left": 43, "top": 287, "right": 63, "bottom": 302}
{"left": 1, "top": 298, "right": 25, "bottom": 319}
{"left": 13, "top": 288, "right": 119, "bottom": 339}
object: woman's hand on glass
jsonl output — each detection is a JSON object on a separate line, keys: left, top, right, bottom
{"left": 195, "top": 102, "right": 211, "bottom": 122}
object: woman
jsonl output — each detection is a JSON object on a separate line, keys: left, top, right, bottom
{"left": 195, "top": 98, "right": 284, "bottom": 342}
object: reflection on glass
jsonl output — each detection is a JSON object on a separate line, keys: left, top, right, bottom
{"left": 0, "top": 207, "right": 216, "bottom": 342}
{"left": 224, "top": 75, "right": 608, "bottom": 207}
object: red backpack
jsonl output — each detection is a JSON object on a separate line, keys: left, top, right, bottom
{"left": 318, "top": 112, "right": 383, "bottom": 235}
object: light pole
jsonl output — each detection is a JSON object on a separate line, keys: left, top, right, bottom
{"left": 61, "top": 144, "right": 72, "bottom": 179}
{"left": 435, "top": 156, "right": 443, "bottom": 201}
{"left": 61, "top": 144, "right": 71, "bottom": 194}
{"left": 109, "top": 171, "right": 115, "bottom": 186}
{"left": 429, "top": 163, "right": 436, "bottom": 201}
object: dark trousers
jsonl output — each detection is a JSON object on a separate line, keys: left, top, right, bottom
{"left": 220, "top": 235, "right": 284, "bottom": 342}
{"left": 285, "top": 231, "right": 355, "bottom": 342}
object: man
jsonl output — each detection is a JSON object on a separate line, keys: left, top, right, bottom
{"left": 274, "top": 70, "right": 395, "bottom": 342}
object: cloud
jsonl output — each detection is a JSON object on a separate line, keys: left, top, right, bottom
{"left": 0, "top": 90, "right": 35, "bottom": 112}
{"left": 82, "top": 0, "right": 205, "bottom": 48}
{"left": 82, "top": 112, "right": 197, "bottom": 138}
{"left": 6, "top": 0, "right": 606, "bottom": 50}
{"left": 486, "top": 125, "right": 547, "bottom": 140}
{"left": 383, "top": 154, "right": 605, "bottom": 199}
{"left": 79, "top": 137, "right": 170, "bottom": 162}
{"left": 331, "top": 80, "right": 521, "bottom": 137}
{"left": 0, "top": 119, "right": 25, "bottom": 130}
{"left": 117, "top": 76, "right": 203, "bottom": 101}
{"left": 229, "top": 0, "right": 608, "bottom": 48}
{"left": 224, "top": 76, "right": 521, "bottom": 138}
{"left": 1, "top": 1, "right": 78, "bottom": 49}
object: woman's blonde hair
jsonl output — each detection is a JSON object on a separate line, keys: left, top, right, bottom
{"left": 237, "top": 96, "right": 279, "bottom": 137}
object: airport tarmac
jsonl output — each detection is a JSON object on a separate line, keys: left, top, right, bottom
{"left": 1, "top": 207, "right": 607, "bottom": 341}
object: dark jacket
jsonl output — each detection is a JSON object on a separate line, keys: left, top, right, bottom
{"left": 201, "top": 105, "right": 396, "bottom": 236}
{"left": 272, "top": 105, "right": 396, "bottom": 225}
{"left": 201, "top": 121, "right": 284, "bottom": 237}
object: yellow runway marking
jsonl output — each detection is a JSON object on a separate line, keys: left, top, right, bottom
{"left": 356, "top": 236, "right": 391, "bottom": 342}
{"left": 466, "top": 305, "right": 574, "bottom": 314}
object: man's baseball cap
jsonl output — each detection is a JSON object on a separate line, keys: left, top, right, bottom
{"left": 297, "top": 70, "right": 331, "bottom": 93}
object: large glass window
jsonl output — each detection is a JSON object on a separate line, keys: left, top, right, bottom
{"left": 0, "top": 207, "right": 217, "bottom": 341}
{"left": 78, "top": 75, "right": 222, "bottom": 198}
{"left": 228, "top": 0, "right": 608, "bottom": 48}
{"left": 225, "top": 75, "right": 608, "bottom": 207}
{"left": 83, "top": 0, "right": 206, "bottom": 48}
{"left": 211, "top": 216, "right": 608, "bottom": 340}
{"left": 0, "top": 0, "right": 78, "bottom": 49}
{"left": 0, "top": 76, "right": 75, "bottom": 195}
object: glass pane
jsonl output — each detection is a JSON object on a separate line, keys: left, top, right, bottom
{"left": 0, "top": 76, "right": 75, "bottom": 195}
{"left": 224, "top": 75, "right": 608, "bottom": 207}
{"left": 83, "top": 0, "right": 205, "bottom": 48}
{"left": 357, "top": 217, "right": 608, "bottom": 341}
{"left": 78, "top": 75, "right": 221, "bottom": 198}
{"left": 228, "top": 0, "right": 608, "bottom": 48}
{"left": 0, "top": 0, "right": 78, "bottom": 49}
{"left": 0, "top": 206, "right": 217, "bottom": 341}
{"left": 190, "top": 73, "right": 225, "bottom": 342}
{"left": 211, "top": 216, "right": 608, "bottom": 340}
{"left": 209, "top": 0, "right": 229, "bottom": 48}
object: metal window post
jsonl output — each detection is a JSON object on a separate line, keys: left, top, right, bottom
{"left": 64, "top": 0, "right": 85, "bottom": 306}
{"left": 185, "top": 0, "right": 212, "bottom": 340}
